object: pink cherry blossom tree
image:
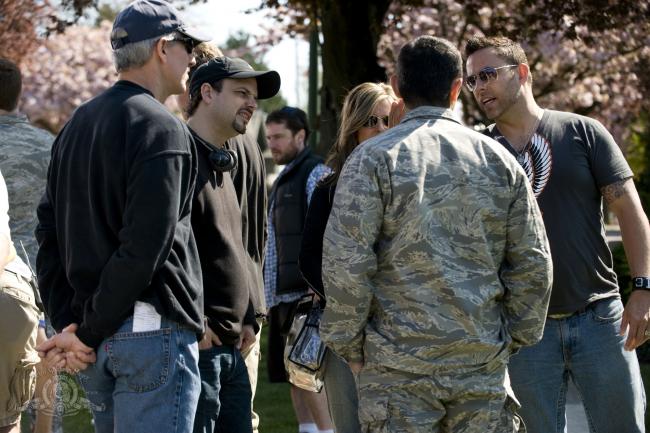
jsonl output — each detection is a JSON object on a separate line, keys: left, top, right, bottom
{"left": 19, "top": 21, "right": 116, "bottom": 133}
{"left": 377, "top": 0, "right": 650, "bottom": 148}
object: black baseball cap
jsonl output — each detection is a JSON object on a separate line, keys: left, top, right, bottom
{"left": 111, "top": 0, "right": 209, "bottom": 50}
{"left": 189, "top": 56, "right": 281, "bottom": 100}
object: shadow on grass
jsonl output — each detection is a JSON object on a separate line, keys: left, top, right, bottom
{"left": 21, "top": 326, "right": 297, "bottom": 433}
{"left": 21, "top": 337, "right": 650, "bottom": 433}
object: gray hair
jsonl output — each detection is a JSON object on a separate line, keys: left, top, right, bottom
{"left": 112, "top": 32, "right": 180, "bottom": 72}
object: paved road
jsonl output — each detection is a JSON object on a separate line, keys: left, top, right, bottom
{"left": 566, "top": 381, "right": 590, "bottom": 433}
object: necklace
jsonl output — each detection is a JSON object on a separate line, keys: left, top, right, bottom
{"left": 513, "top": 111, "right": 543, "bottom": 158}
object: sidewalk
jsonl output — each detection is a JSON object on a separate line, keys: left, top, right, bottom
{"left": 566, "top": 381, "right": 589, "bottom": 433}
{"left": 605, "top": 223, "right": 622, "bottom": 245}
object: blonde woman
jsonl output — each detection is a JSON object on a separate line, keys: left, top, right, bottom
{"left": 299, "top": 82, "right": 401, "bottom": 433}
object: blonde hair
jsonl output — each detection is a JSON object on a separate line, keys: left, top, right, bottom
{"left": 324, "top": 82, "right": 396, "bottom": 185}
{"left": 185, "top": 42, "right": 225, "bottom": 117}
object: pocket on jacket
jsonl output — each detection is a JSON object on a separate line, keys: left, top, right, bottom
{"left": 107, "top": 328, "right": 172, "bottom": 392}
{"left": 357, "top": 375, "right": 390, "bottom": 432}
{"left": 7, "top": 357, "right": 38, "bottom": 412}
{"left": 490, "top": 385, "right": 526, "bottom": 432}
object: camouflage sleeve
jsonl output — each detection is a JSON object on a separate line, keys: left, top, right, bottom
{"left": 499, "top": 173, "right": 553, "bottom": 349}
{"left": 320, "top": 149, "right": 388, "bottom": 363}
{"left": 0, "top": 171, "right": 10, "bottom": 268}
{"left": 0, "top": 170, "right": 9, "bottom": 238}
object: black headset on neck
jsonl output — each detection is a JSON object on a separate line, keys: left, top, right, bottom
{"left": 199, "top": 140, "right": 238, "bottom": 172}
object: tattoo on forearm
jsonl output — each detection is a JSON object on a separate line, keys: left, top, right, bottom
{"left": 601, "top": 178, "right": 632, "bottom": 205}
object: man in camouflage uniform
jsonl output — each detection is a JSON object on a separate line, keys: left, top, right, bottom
{"left": 0, "top": 58, "right": 55, "bottom": 433}
{"left": 320, "top": 36, "right": 553, "bottom": 433}
{"left": 0, "top": 59, "right": 53, "bottom": 262}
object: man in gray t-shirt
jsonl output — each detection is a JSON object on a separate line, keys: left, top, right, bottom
{"left": 488, "top": 109, "right": 631, "bottom": 314}
{"left": 466, "top": 36, "right": 650, "bottom": 433}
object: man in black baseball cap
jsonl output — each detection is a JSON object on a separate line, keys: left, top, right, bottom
{"left": 183, "top": 53, "right": 279, "bottom": 433}
{"left": 189, "top": 56, "right": 281, "bottom": 101}
{"left": 111, "top": 0, "right": 209, "bottom": 50}
{"left": 35, "top": 1, "right": 209, "bottom": 431}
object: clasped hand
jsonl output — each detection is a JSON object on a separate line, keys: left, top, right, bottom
{"left": 36, "top": 323, "right": 97, "bottom": 373}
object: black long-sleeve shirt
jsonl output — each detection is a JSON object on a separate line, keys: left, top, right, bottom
{"left": 299, "top": 179, "right": 336, "bottom": 300}
{"left": 35, "top": 80, "right": 203, "bottom": 349}
{"left": 192, "top": 131, "right": 257, "bottom": 344}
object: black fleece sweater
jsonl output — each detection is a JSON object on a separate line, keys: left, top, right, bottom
{"left": 36, "top": 80, "right": 203, "bottom": 349}
{"left": 226, "top": 135, "right": 267, "bottom": 316}
{"left": 299, "top": 179, "right": 336, "bottom": 300}
{"left": 191, "top": 131, "right": 257, "bottom": 344}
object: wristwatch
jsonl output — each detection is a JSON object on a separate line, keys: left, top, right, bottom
{"left": 633, "top": 277, "right": 650, "bottom": 290}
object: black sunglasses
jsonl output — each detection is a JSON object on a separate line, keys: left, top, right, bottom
{"left": 169, "top": 37, "right": 196, "bottom": 54}
{"left": 465, "top": 64, "right": 518, "bottom": 91}
{"left": 363, "top": 115, "right": 389, "bottom": 128}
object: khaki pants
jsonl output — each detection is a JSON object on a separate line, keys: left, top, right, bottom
{"left": 242, "top": 320, "right": 263, "bottom": 433}
{"left": 0, "top": 270, "right": 40, "bottom": 427}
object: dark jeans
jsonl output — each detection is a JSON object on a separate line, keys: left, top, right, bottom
{"left": 193, "top": 344, "right": 253, "bottom": 433}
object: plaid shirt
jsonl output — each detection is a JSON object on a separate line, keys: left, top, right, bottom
{"left": 263, "top": 162, "right": 330, "bottom": 310}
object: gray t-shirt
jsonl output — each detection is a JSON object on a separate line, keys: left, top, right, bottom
{"left": 486, "top": 109, "right": 633, "bottom": 314}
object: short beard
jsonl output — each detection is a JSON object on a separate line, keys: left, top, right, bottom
{"left": 273, "top": 147, "right": 300, "bottom": 165}
{"left": 232, "top": 117, "right": 247, "bottom": 135}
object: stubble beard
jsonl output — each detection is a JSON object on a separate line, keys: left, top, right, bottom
{"left": 272, "top": 146, "right": 300, "bottom": 165}
{"left": 489, "top": 81, "right": 522, "bottom": 122}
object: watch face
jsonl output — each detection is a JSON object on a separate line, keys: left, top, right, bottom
{"left": 634, "top": 277, "right": 650, "bottom": 289}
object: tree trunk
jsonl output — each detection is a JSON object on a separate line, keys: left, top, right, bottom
{"left": 315, "top": 0, "right": 392, "bottom": 156}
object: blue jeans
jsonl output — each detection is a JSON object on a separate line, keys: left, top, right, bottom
{"left": 77, "top": 316, "right": 200, "bottom": 433}
{"left": 509, "top": 297, "right": 645, "bottom": 433}
{"left": 193, "top": 345, "right": 252, "bottom": 433}
{"left": 323, "top": 350, "right": 361, "bottom": 433}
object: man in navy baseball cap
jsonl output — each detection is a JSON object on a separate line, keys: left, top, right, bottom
{"left": 111, "top": 0, "right": 209, "bottom": 50}
{"left": 35, "top": 2, "right": 210, "bottom": 433}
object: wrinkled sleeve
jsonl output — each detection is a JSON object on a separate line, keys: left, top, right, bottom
{"left": 320, "top": 150, "right": 387, "bottom": 362}
{"left": 299, "top": 184, "right": 332, "bottom": 299}
{"left": 36, "top": 189, "right": 77, "bottom": 331}
{"left": 499, "top": 173, "right": 553, "bottom": 349}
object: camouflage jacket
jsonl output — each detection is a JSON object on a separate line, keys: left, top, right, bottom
{"left": 320, "top": 106, "right": 552, "bottom": 374}
{"left": 0, "top": 114, "right": 53, "bottom": 266}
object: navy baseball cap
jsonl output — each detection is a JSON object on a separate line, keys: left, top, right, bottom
{"left": 111, "top": 0, "right": 209, "bottom": 50}
{"left": 189, "top": 56, "right": 281, "bottom": 100}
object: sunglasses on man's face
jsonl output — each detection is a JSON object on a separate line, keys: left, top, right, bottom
{"left": 363, "top": 115, "right": 389, "bottom": 128}
{"left": 169, "top": 37, "right": 196, "bottom": 54}
{"left": 465, "top": 64, "right": 519, "bottom": 92}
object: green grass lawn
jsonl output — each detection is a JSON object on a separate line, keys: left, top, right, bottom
{"left": 254, "top": 326, "right": 297, "bottom": 433}
{"left": 21, "top": 326, "right": 297, "bottom": 433}
{"left": 22, "top": 338, "right": 650, "bottom": 432}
